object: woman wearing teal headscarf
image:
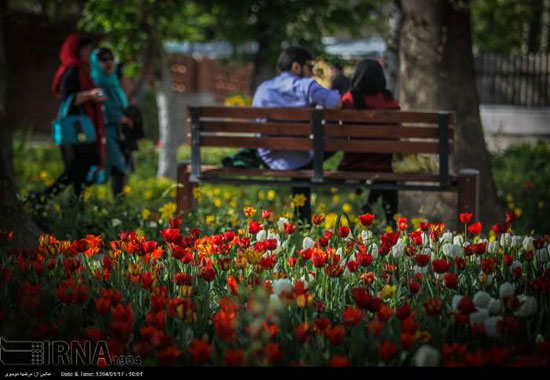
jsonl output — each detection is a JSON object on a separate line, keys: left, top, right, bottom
{"left": 90, "top": 47, "right": 131, "bottom": 195}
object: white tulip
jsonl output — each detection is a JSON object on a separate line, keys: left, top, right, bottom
{"left": 442, "top": 243, "right": 453, "bottom": 257}
{"left": 391, "top": 240, "right": 405, "bottom": 259}
{"left": 268, "top": 294, "right": 283, "bottom": 312}
{"left": 500, "top": 233, "right": 512, "bottom": 248}
{"left": 412, "top": 345, "right": 440, "bottom": 367}
{"left": 443, "top": 243, "right": 462, "bottom": 259}
{"left": 536, "top": 248, "right": 549, "bottom": 264}
{"left": 267, "top": 231, "right": 280, "bottom": 241}
{"left": 470, "top": 309, "right": 489, "bottom": 326}
{"left": 302, "top": 237, "right": 314, "bottom": 250}
{"left": 511, "top": 235, "right": 522, "bottom": 248}
{"left": 256, "top": 230, "right": 267, "bottom": 242}
{"left": 453, "top": 235, "right": 464, "bottom": 246}
{"left": 514, "top": 295, "right": 537, "bottom": 318}
{"left": 422, "top": 233, "right": 429, "bottom": 246}
{"left": 488, "top": 298, "right": 501, "bottom": 315}
{"left": 272, "top": 279, "right": 292, "bottom": 296}
{"left": 473, "top": 291, "right": 491, "bottom": 309}
{"left": 111, "top": 218, "right": 122, "bottom": 228}
{"left": 484, "top": 317, "right": 503, "bottom": 338}
{"left": 488, "top": 241, "right": 500, "bottom": 254}
{"left": 277, "top": 217, "right": 289, "bottom": 231}
{"left": 499, "top": 282, "right": 515, "bottom": 299}
{"left": 362, "top": 230, "right": 373, "bottom": 241}
{"left": 370, "top": 244, "right": 379, "bottom": 258}
{"left": 522, "top": 237, "right": 534, "bottom": 251}
{"left": 441, "top": 232, "right": 453, "bottom": 244}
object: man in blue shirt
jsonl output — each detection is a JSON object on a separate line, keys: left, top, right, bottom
{"left": 253, "top": 46, "right": 342, "bottom": 222}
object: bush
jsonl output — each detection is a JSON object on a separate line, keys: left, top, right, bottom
{"left": 490, "top": 141, "right": 550, "bottom": 235}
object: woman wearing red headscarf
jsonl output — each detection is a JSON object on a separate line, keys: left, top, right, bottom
{"left": 38, "top": 33, "right": 106, "bottom": 202}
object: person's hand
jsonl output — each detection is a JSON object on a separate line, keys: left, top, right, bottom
{"left": 121, "top": 114, "right": 134, "bottom": 127}
{"left": 89, "top": 88, "right": 107, "bottom": 103}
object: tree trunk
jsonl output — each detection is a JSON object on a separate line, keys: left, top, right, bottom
{"left": 526, "top": 0, "right": 544, "bottom": 53}
{"left": 156, "top": 44, "right": 179, "bottom": 180}
{"left": 385, "top": 0, "right": 402, "bottom": 98}
{"left": 0, "top": 4, "right": 41, "bottom": 248}
{"left": 399, "top": 0, "right": 504, "bottom": 227}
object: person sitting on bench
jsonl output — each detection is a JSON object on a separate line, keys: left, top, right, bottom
{"left": 338, "top": 59, "right": 400, "bottom": 226}
{"left": 252, "top": 46, "right": 342, "bottom": 222}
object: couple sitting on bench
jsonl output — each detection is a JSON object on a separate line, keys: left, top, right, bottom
{"left": 251, "top": 46, "right": 400, "bottom": 225}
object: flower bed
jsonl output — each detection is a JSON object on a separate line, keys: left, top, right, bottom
{"left": 1, "top": 210, "right": 549, "bottom": 367}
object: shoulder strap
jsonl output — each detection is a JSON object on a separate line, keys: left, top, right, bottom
{"left": 57, "top": 93, "right": 75, "bottom": 119}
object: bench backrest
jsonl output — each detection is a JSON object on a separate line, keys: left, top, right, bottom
{"left": 188, "top": 106, "right": 455, "bottom": 186}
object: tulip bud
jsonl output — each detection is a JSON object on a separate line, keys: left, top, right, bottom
{"left": 511, "top": 235, "right": 522, "bottom": 248}
{"left": 514, "top": 295, "right": 537, "bottom": 317}
{"left": 469, "top": 309, "right": 489, "bottom": 326}
{"left": 487, "top": 241, "right": 500, "bottom": 254}
{"left": 522, "top": 237, "right": 534, "bottom": 251}
{"left": 488, "top": 298, "right": 501, "bottom": 315}
{"left": 268, "top": 294, "right": 283, "bottom": 312}
{"left": 473, "top": 291, "right": 491, "bottom": 309}
{"left": 441, "top": 232, "right": 452, "bottom": 244}
{"left": 361, "top": 230, "right": 373, "bottom": 242}
{"left": 499, "top": 282, "right": 515, "bottom": 299}
{"left": 500, "top": 233, "right": 511, "bottom": 248}
{"left": 256, "top": 230, "right": 267, "bottom": 242}
{"left": 391, "top": 240, "right": 404, "bottom": 259}
{"left": 302, "top": 237, "right": 314, "bottom": 250}
{"left": 453, "top": 235, "right": 464, "bottom": 246}
{"left": 412, "top": 345, "right": 440, "bottom": 367}
{"left": 370, "top": 244, "right": 378, "bottom": 259}
{"left": 536, "top": 248, "right": 549, "bottom": 264}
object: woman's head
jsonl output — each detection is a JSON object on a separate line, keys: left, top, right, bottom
{"left": 77, "top": 36, "right": 93, "bottom": 63}
{"left": 350, "top": 59, "right": 386, "bottom": 95}
{"left": 95, "top": 47, "right": 115, "bottom": 75}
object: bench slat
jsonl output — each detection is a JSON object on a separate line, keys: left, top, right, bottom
{"left": 199, "top": 121, "right": 454, "bottom": 140}
{"left": 200, "top": 136, "right": 312, "bottom": 151}
{"left": 324, "top": 124, "right": 454, "bottom": 139}
{"left": 201, "top": 121, "right": 311, "bottom": 136}
{"left": 199, "top": 136, "right": 453, "bottom": 154}
{"left": 323, "top": 109, "right": 455, "bottom": 124}
{"left": 188, "top": 165, "right": 446, "bottom": 182}
{"left": 324, "top": 140, "right": 453, "bottom": 154}
{"left": 198, "top": 106, "right": 312, "bottom": 120}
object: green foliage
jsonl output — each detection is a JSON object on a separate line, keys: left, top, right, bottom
{"left": 490, "top": 141, "right": 550, "bottom": 234}
{"left": 472, "top": 0, "right": 543, "bottom": 54}
{"left": 79, "top": 0, "right": 214, "bottom": 68}
{"left": 200, "top": 0, "right": 389, "bottom": 64}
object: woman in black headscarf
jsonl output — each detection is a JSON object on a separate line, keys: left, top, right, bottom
{"left": 338, "top": 59, "right": 400, "bottom": 225}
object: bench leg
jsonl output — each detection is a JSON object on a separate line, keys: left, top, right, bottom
{"left": 176, "top": 162, "right": 195, "bottom": 214}
{"left": 456, "top": 168, "right": 480, "bottom": 232}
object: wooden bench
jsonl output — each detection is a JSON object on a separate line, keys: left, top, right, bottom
{"left": 176, "top": 106, "right": 479, "bottom": 229}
